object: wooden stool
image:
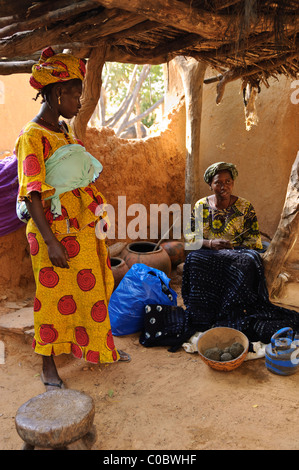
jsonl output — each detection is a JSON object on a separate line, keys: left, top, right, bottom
{"left": 15, "top": 389, "right": 96, "bottom": 450}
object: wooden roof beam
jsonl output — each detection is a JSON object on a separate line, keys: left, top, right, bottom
{"left": 0, "top": 0, "right": 100, "bottom": 39}
{"left": 110, "top": 32, "right": 222, "bottom": 63}
{"left": 0, "top": 0, "right": 84, "bottom": 18}
{"left": 0, "top": 9, "right": 146, "bottom": 58}
{"left": 106, "top": 19, "right": 161, "bottom": 42}
{"left": 0, "top": 59, "right": 35, "bottom": 74}
{"left": 93, "top": 0, "right": 299, "bottom": 40}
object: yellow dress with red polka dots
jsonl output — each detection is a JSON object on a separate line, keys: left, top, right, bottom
{"left": 16, "top": 121, "right": 119, "bottom": 364}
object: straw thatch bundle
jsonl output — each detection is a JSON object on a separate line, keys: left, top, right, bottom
{"left": 0, "top": 0, "right": 297, "bottom": 93}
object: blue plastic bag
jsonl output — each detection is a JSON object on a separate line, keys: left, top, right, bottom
{"left": 108, "top": 263, "right": 177, "bottom": 336}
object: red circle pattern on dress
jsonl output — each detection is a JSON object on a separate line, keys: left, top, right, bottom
{"left": 106, "top": 329, "right": 115, "bottom": 351}
{"left": 61, "top": 236, "right": 80, "bottom": 258}
{"left": 54, "top": 205, "right": 69, "bottom": 221}
{"left": 34, "top": 297, "right": 41, "bottom": 312}
{"left": 44, "top": 208, "right": 54, "bottom": 225}
{"left": 27, "top": 181, "right": 41, "bottom": 193}
{"left": 71, "top": 343, "right": 83, "bottom": 359}
{"left": 86, "top": 350, "right": 100, "bottom": 363}
{"left": 77, "top": 269, "right": 96, "bottom": 291}
{"left": 58, "top": 295, "right": 77, "bottom": 315}
{"left": 84, "top": 186, "right": 94, "bottom": 198}
{"left": 88, "top": 201, "right": 98, "bottom": 214}
{"left": 23, "top": 154, "right": 41, "bottom": 177}
{"left": 75, "top": 326, "right": 89, "bottom": 347}
{"left": 69, "top": 218, "right": 79, "bottom": 229}
{"left": 39, "top": 267, "right": 59, "bottom": 288}
{"left": 72, "top": 188, "right": 81, "bottom": 197}
{"left": 27, "top": 232, "right": 39, "bottom": 256}
{"left": 112, "top": 350, "right": 118, "bottom": 361}
{"left": 40, "top": 324, "right": 58, "bottom": 343}
{"left": 42, "top": 136, "right": 51, "bottom": 159}
{"left": 91, "top": 300, "right": 107, "bottom": 322}
{"left": 96, "top": 194, "right": 104, "bottom": 205}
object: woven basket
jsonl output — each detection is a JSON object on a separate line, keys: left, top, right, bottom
{"left": 197, "top": 327, "right": 249, "bottom": 371}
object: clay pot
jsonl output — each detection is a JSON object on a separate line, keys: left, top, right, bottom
{"left": 160, "top": 241, "right": 186, "bottom": 267}
{"left": 120, "top": 241, "right": 172, "bottom": 277}
{"left": 111, "top": 257, "right": 129, "bottom": 290}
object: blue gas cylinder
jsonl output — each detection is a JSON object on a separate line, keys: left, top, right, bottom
{"left": 265, "top": 327, "right": 299, "bottom": 376}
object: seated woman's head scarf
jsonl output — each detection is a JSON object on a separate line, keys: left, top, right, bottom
{"left": 204, "top": 161, "right": 238, "bottom": 184}
{"left": 29, "top": 46, "right": 86, "bottom": 90}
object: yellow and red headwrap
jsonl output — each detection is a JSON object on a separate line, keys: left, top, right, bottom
{"left": 29, "top": 47, "right": 86, "bottom": 90}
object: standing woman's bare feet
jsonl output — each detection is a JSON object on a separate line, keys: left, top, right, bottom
{"left": 41, "top": 356, "right": 65, "bottom": 391}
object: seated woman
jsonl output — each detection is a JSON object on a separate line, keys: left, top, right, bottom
{"left": 182, "top": 161, "right": 299, "bottom": 345}
{"left": 185, "top": 161, "right": 264, "bottom": 251}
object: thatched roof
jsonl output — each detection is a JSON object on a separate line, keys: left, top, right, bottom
{"left": 0, "top": 0, "right": 298, "bottom": 91}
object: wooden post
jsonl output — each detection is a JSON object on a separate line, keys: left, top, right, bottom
{"left": 174, "top": 56, "right": 207, "bottom": 206}
{"left": 72, "top": 45, "right": 108, "bottom": 142}
{"left": 262, "top": 151, "right": 299, "bottom": 298}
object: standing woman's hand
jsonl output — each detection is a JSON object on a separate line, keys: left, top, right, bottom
{"left": 47, "top": 238, "right": 70, "bottom": 268}
{"left": 25, "top": 192, "right": 70, "bottom": 268}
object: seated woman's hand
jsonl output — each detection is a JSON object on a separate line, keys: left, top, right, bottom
{"left": 210, "top": 238, "right": 233, "bottom": 250}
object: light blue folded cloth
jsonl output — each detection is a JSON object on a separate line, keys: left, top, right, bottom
{"left": 17, "top": 143, "right": 103, "bottom": 222}
{"left": 44, "top": 143, "right": 102, "bottom": 217}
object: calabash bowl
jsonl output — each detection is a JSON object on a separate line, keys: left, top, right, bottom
{"left": 197, "top": 327, "right": 249, "bottom": 371}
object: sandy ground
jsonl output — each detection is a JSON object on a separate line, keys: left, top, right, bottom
{"left": 1, "top": 272, "right": 299, "bottom": 452}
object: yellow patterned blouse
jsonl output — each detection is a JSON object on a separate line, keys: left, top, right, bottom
{"left": 185, "top": 196, "right": 263, "bottom": 250}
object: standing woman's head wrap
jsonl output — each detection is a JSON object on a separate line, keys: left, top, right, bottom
{"left": 29, "top": 46, "right": 86, "bottom": 90}
{"left": 204, "top": 161, "right": 238, "bottom": 184}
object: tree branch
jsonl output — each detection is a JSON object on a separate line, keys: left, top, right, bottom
{"left": 72, "top": 45, "right": 108, "bottom": 142}
{"left": 116, "top": 64, "right": 151, "bottom": 135}
{"left": 119, "top": 96, "right": 164, "bottom": 133}
{"left": 105, "top": 64, "right": 139, "bottom": 127}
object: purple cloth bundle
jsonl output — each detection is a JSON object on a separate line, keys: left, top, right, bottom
{"left": 0, "top": 154, "right": 24, "bottom": 236}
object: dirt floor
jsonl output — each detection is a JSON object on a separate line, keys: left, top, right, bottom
{"left": 1, "top": 270, "right": 299, "bottom": 452}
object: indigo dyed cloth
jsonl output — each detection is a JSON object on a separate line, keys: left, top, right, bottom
{"left": 182, "top": 248, "right": 299, "bottom": 344}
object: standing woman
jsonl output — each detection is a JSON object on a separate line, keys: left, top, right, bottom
{"left": 16, "top": 47, "right": 130, "bottom": 390}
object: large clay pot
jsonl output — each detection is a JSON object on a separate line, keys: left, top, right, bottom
{"left": 111, "top": 257, "right": 129, "bottom": 290}
{"left": 120, "top": 241, "right": 172, "bottom": 277}
{"left": 160, "top": 241, "right": 186, "bottom": 267}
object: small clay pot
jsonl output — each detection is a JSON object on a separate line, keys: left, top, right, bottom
{"left": 120, "top": 241, "right": 172, "bottom": 277}
{"left": 160, "top": 241, "right": 186, "bottom": 267}
{"left": 111, "top": 257, "right": 129, "bottom": 290}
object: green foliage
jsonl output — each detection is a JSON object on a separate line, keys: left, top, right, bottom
{"left": 102, "top": 62, "right": 165, "bottom": 128}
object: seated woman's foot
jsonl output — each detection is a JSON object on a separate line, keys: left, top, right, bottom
{"left": 117, "top": 350, "right": 131, "bottom": 362}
